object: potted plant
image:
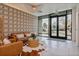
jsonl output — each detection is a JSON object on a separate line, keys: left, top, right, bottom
{"left": 28, "top": 33, "right": 39, "bottom": 48}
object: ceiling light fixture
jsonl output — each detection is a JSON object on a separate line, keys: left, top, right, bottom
{"left": 32, "top": 5, "right": 37, "bottom": 10}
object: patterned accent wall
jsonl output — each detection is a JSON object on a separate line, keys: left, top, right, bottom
{"left": 0, "top": 4, "right": 38, "bottom": 36}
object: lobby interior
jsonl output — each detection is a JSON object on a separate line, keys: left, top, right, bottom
{"left": 0, "top": 3, "right": 79, "bottom": 56}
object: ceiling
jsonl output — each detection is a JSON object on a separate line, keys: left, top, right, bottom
{"left": 24, "top": 3, "right": 77, "bottom": 16}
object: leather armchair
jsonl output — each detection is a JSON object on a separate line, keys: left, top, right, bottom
{"left": 0, "top": 41, "right": 23, "bottom": 56}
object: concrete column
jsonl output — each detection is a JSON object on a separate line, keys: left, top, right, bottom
{"left": 72, "top": 5, "right": 79, "bottom": 46}
{"left": 72, "top": 6, "right": 77, "bottom": 42}
{"left": 76, "top": 6, "right": 79, "bottom": 46}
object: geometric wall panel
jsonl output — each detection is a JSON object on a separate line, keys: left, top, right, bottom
{"left": 0, "top": 3, "right": 38, "bottom": 36}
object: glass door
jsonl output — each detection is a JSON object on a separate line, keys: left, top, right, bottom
{"left": 67, "top": 14, "right": 72, "bottom": 40}
{"left": 51, "top": 17, "right": 57, "bottom": 37}
{"left": 50, "top": 15, "right": 67, "bottom": 39}
{"left": 58, "top": 16, "right": 66, "bottom": 39}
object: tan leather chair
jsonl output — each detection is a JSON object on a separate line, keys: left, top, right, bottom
{"left": 0, "top": 41, "right": 23, "bottom": 56}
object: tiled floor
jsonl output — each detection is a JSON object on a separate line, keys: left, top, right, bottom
{"left": 38, "top": 37, "right": 79, "bottom": 56}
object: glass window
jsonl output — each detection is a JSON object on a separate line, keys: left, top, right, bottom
{"left": 42, "top": 18, "right": 49, "bottom": 36}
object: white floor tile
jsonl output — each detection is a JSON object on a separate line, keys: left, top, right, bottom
{"left": 38, "top": 37, "right": 79, "bottom": 56}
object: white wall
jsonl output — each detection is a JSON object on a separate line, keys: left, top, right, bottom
{"left": 72, "top": 6, "right": 77, "bottom": 42}
{"left": 72, "top": 5, "right": 79, "bottom": 46}
{"left": 75, "top": 5, "right": 79, "bottom": 46}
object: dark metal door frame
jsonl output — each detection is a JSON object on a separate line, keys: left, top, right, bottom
{"left": 49, "top": 15, "right": 67, "bottom": 39}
